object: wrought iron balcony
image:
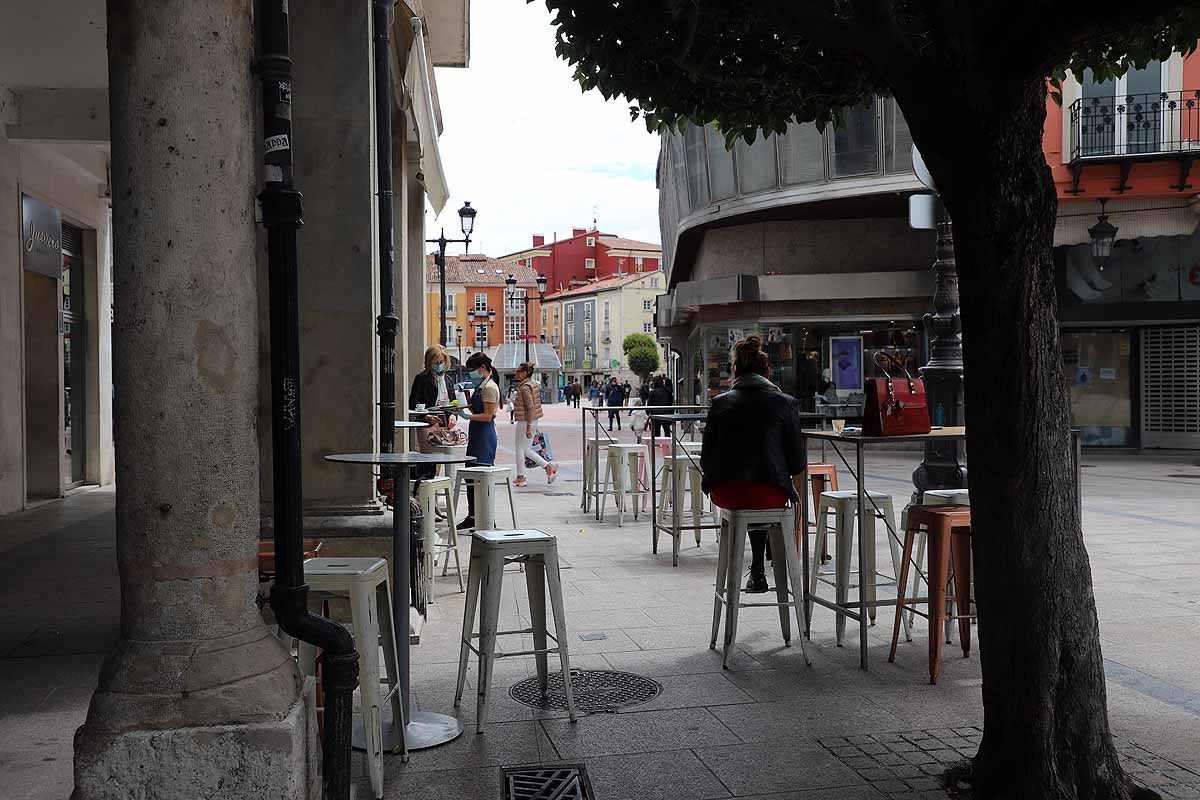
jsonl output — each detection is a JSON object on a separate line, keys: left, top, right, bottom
{"left": 1069, "top": 90, "right": 1200, "bottom": 163}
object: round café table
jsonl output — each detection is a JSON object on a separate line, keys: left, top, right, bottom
{"left": 325, "top": 450, "right": 475, "bottom": 751}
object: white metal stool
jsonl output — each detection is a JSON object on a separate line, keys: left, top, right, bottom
{"left": 417, "top": 476, "right": 463, "bottom": 600}
{"left": 582, "top": 436, "right": 613, "bottom": 512}
{"left": 301, "top": 557, "right": 405, "bottom": 798}
{"left": 453, "top": 465, "right": 517, "bottom": 532}
{"left": 711, "top": 506, "right": 812, "bottom": 669}
{"left": 809, "top": 490, "right": 901, "bottom": 646}
{"left": 600, "top": 443, "right": 648, "bottom": 526}
{"left": 659, "top": 454, "right": 705, "bottom": 545}
{"left": 454, "top": 529, "right": 578, "bottom": 733}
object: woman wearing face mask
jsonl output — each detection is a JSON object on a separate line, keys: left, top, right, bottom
{"left": 409, "top": 345, "right": 455, "bottom": 478}
{"left": 456, "top": 352, "right": 500, "bottom": 530}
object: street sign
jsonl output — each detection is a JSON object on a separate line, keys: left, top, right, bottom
{"left": 909, "top": 194, "right": 938, "bottom": 230}
{"left": 911, "top": 146, "right": 936, "bottom": 192}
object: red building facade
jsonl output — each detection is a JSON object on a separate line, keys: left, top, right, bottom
{"left": 501, "top": 227, "right": 661, "bottom": 293}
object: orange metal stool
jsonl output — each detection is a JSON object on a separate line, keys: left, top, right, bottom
{"left": 889, "top": 505, "right": 973, "bottom": 684}
{"left": 796, "top": 463, "right": 839, "bottom": 556}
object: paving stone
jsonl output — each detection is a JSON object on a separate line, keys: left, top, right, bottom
{"left": 541, "top": 707, "right": 740, "bottom": 759}
{"left": 583, "top": 750, "right": 731, "bottom": 800}
{"left": 381, "top": 766, "right": 501, "bottom": 800}
{"left": 694, "top": 739, "right": 865, "bottom": 796}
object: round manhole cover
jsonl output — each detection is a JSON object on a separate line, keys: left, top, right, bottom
{"left": 509, "top": 669, "right": 661, "bottom": 713}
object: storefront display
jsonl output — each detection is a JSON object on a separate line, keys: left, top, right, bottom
{"left": 1060, "top": 329, "right": 1132, "bottom": 446}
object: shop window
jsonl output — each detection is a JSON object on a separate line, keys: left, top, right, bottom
{"left": 779, "top": 121, "right": 825, "bottom": 185}
{"left": 735, "top": 131, "right": 779, "bottom": 194}
{"left": 704, "top": 125, "right": 736, "bottom": 200}
{"left": 829, "top": 99, "right": 881, "bottom": 178}
{"left": 883, "top": 99, "right": 914, "bottom": 174}
{"left": 1061, "top": 330, "right": 1132, "bottom": 446}
{"left": 684, "top": 125, "right": 710, "bottom": 208}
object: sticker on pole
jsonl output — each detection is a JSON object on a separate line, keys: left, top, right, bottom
{"left": 265, "top": 134, "right": 291, "bottom": 154}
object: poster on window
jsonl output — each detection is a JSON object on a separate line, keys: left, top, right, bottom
{"left": 829, "top": 336, "right": 863, "bottom": 391}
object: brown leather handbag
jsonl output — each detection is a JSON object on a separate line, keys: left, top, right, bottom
{"left": 862, "top": 352, "right": 931, "bottom": 437}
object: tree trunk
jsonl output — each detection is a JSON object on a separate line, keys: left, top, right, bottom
{"left": 908, "top": 80, "right": 1152, "bottom": 800}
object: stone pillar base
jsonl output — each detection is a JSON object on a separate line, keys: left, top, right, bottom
{"left": 73, "top": 677, "right": 320, "bottom": 800}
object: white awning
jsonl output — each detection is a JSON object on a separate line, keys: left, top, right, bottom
{"left": 406, "top": 17, "right": 449, "bottom": 214}
{"left": 1054, "top": 197, "right": 1200, "bottom": 247}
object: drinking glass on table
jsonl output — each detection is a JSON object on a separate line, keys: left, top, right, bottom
{"left": 832, "top": 418, "right": 846, "bottom": 435}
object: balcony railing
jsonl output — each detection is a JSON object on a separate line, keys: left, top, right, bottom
{"left": 1069, "top": 90, "right": 1200, "bottom": 162}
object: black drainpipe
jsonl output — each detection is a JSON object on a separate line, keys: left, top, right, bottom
{"left": 374, "top": 0, "right": 399, "bottom": 461}
{"left": 257, "top": 3, "right": 358, "bottom": 800}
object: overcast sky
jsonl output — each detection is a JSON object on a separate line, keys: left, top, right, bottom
{"left": 427, "top": 0, "right": 662, "bottom": 258}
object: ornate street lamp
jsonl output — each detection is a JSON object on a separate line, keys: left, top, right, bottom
{"left": 506, "top": 272, "right": 549, "bottom": 364}
{"left": 427, "top": 201, "right": 478, "bottom": 346}
{"left": 1089, "top": 198, "right": 1119, "bottom": 270}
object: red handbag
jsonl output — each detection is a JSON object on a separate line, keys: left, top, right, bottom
{"left": 862, "top": 352, "right": 931, "bottom": 437}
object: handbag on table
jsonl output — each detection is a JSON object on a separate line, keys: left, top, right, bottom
{"left": 862, "top": 352, "right": 931, "bottom": 437}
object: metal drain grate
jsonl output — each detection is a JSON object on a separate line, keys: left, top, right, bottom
{"left": 509, "top": 669, "right": 662, "bottom": 713}
{"left": 503, "top": 765, "right": 593, "bottom": 800}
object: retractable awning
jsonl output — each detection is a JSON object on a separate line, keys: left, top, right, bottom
{"left": 1054, "top": 197, "right": 1200, "bottom": 247}
{"left": 406, "top": 17, "right": 449, "bottom": 214}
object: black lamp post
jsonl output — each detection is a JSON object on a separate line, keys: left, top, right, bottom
{"left": 1089, "top": 198, "right": 1119, "bottom": 271}
{"left": 506, "top": 272, "right": 548, "bottom": 364}
{"left": 454, "top": 324, "right": 464, "bottom": 383}
{"left": 427, "top": 201, "right": 477, "bottom": 346}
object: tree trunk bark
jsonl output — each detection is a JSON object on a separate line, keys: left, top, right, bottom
{"left": 909, "top": 80, "right": 1153, "bottom": 800}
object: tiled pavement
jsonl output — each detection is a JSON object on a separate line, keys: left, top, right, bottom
{"left": 4, "top": 448, "right": 1200, "bottom": 799}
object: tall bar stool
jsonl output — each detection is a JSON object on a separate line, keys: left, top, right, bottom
{"left": 900, "top": 488, "right": 972, "bottom": 638}
{"left": 453, "top": 465, "right": 517, "bottom": 533}
{"left": 710, "top": 505, "right": 812, "bottom": 669}
{"left": 454, "top": 529, "right": 578, "bottom": 733}
{"left": 600, "top": 443, "right": 648, "bottom": 526}
{"left": 798, "top": 463, "right": 840, "bottom": 556}
{"left": 416, "top": 476, "right": 463, "bottom": 600}
{"left": 582, "top": 436, "right": 613, "bottom": 513}
{"left": 889, "top": 505, "right": 974, "bottom": 684}
{"left": 659, "top": 454, "right": 706, "bottom": 545}
{"left": 301, "top": 557, "right": 405, "bottom": 798}
{"left": 809, "top": 490, "right": 901, "bottom": 646}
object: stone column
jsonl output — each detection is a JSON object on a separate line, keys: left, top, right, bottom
{"left": 290, "top": 0, "right": 383, "bottom": 519}
{"left": 403, "top": 141, "right": 427, "bottom": 414}
{"left": 74, "top": 2, "right": 315, "bottom": 798}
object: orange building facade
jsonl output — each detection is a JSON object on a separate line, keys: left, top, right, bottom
{"left": 1041, "top": 49, "right": 1200, "bottom": 447}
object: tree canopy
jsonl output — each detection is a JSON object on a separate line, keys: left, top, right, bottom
{"left": 622, "top": 332, "right": 657, "bottom": 354}
{"left": 540, "top": 2, "right": 1200, "bottom": 148}
{"left": 627, "top": 345, "right": 660, "bottom": 378}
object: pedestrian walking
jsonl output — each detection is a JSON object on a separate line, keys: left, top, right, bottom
{"left": 605, "top": 376, "right": 625, "bottom": 431}
{"left": 512, "top": 362, "right": 558, "bottom": 487}
{"left": 701, "top": 335, "right": 805, "bottom": 592}
{"left": 648, "top": 375, "right": 673, "bottom": 437}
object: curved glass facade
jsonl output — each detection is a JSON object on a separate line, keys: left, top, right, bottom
{"left": 659, "top": 98, "right": 916, "bottom": 278}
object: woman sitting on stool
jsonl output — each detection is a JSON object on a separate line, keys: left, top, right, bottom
{"left": 701, "top": 336, "right": 806, "bottom": 592}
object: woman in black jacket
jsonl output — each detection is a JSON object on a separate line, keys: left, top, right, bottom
{"left": 701, "top": 336, "right": 805, "bottom": 592}
{"left": 409, "top": 345, "right": 455, "bottom": 477}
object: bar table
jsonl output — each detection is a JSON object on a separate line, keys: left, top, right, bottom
{"left": 325, "top": 449, "right": 474, "bottom": 751}
{"left": 797, "top": 426, "right": 1082, "bottom": 670}
{"left": 647, "top": 412, "right": 716, "bottom": 566}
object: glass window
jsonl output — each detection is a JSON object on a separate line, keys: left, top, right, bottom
{"left": 735, "top": 132, "right": 778, "bottom": 194}
{"left": 586, "top": 236, "right": 595, "bottom": 247}
{"left": 643, "top": 322, "right": 654, "bottom": 333}
{"left": 683, "top": 125, "right": 710, "bottom": 208}
{"left": 635, "top": 257, "right": 644, "bottom": 268}
{"left": 704, "top": 125, "right": 736, "bottom": 200}
{"left": 883, "top": 99, "right": 914, "bottom": 174}
{"left": 643, "top": 299, "right": 653, "bottom": 311}
{"left": 566, "top": 305, "right": 574, "bottom": 323}
{"left": 474, "top": 292, "right": 487, "bottom": 312}
{"left": 650, "top": 277, "right": 659, "bottom": 288}
{"left": 778, "top": 122, "right": 825, "bottom": 185}
{"left": 585, "top": 258, "right": 596, "bottom": 269}
{"left": 829, "top": 100, "right": 880, "bottom": 177}
{"left": 1059, "top": 330, "right": 1132, "bottom": 446}
{"left": 603, "top": 301, "right": 610, "bottom": 320}
{"left": 584, "top": 305, "right": 592, "bottom": 320}
{"left": 445, "top": 293, "right": 456, "bottom": 312}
